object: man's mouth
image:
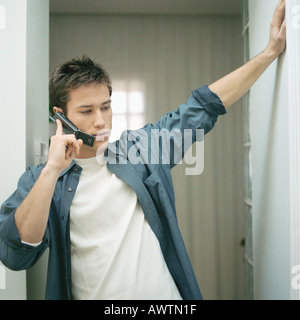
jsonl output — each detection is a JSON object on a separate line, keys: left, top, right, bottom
{"left": 92, "top": 129, "right": 111, "bottom": 142}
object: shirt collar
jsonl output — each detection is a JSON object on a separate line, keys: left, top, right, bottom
{"left": 58, "top": 160, "right": 78, "bottom": 177}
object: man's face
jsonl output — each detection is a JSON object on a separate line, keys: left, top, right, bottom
{"left": 56, "top": 83, "right": 112, "bottom": 159}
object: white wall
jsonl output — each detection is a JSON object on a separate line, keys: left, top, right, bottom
{"left": 25, "top": 0, "right": 49, "bottom": 300}
{"left": 286, "top": 0, "right": 300, "bottom": 300}
{"left": 26, "top": 0, "right": 49, "bottom": 168}
{"left": 0, "top": 0, "right": 49, "bottom": 300}
{"left": 249, "top": 0, "right": 290, "bottom": 299}
{"left": 0, "top": 0, "right": 28, "bottom": 300}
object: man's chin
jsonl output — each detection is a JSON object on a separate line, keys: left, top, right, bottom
{"left": 95, "top": 140, "right": 109, "bottom": 155}
{"left": 78, "top": 140, "right": 109, "bottom": 157}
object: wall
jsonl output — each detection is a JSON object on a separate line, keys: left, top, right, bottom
{"left": 0, "top": 0, "right": 27, "bottom": 300}
{"left": 249, "top": 0, "right": 290, "bottom": 299}
{"left": 287, "top": 0, "right": 300, "bottom": 300}
{"left": 25, "top": 0, "right": 49, "bottom": 300}
{"left": 0, "top": 0, "right": 49, "bottom": 300}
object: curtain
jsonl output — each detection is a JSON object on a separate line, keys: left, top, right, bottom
{"left": 50, "top": 13, "right": 245, "bottom": 299}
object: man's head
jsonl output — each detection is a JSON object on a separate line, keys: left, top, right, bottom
{"left": 49, "top": 55, "right": 112, "bottom": 116}
{"left": 50, "top": 55, "right": 113, "bottom": 158}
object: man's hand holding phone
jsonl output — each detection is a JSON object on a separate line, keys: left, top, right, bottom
{"left": 14, "top": 119, "right": 83, "bottom": 244}
{"left": 46, "top": 119, "right": 83, "bottom": 174}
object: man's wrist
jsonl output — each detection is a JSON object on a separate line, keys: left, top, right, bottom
{"left": 262, "top": 46, "right": 281, "bottom": 63}
{"left": 43, "top": 162, "right": 62, "bottom": 179}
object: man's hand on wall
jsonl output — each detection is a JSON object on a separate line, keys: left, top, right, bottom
{"left": 266, "top": 0, "right": 286, "bottom": 58}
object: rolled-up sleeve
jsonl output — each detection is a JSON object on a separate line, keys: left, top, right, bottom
{"left": 192, "top": 85, "right": 227, "bottom": 119}
{"left": 0, "top": 169, "right": 49, "bottom": 271}
{"left": 150, "top": 85, "right": 227, "bottom": 135}
{"left": 132, "top": 85, "right": 227, "bottom": 169}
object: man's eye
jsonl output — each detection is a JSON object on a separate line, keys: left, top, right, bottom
{"left": 82, "top": 110, "right": 92, "bottom": 114}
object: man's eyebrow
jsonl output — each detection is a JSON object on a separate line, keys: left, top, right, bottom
{"left": 102, "top": 99, "right": 112, "bottom": 105}
{"left": 76, "top": 104, "right": 93, "bottom": 109}
{"left": 76, "top": 100, "right": 112, "bottom": 109}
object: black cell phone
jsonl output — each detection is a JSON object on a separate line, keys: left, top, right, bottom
{"left": 49, "top": 112, "right": 95, "bottom": 147}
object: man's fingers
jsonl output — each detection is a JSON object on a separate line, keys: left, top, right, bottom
{"left": 65, "top": 145, "right": 74, "bottom": 159}
{"left": 276, "top": 0, "right": 285, "bottom": 11}
{"left": 64, "top": 137, "right": 83, "bottom": 158}
{"left": 279, "top": 18, "right": 286, "bottom": 36}
{"left": 75, "top": 139, "right": 83, "bottom": 157}
{"left": 273, "top": 0, "right": 285, "bottom": 28}
{"left": 55, "top": 119, "right": 63, "bottom": 136}
{"left": 55, "top": 121, "right": 82, "bottom": 153}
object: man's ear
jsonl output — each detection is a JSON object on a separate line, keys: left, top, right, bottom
{"left": 53, "top": 106, "right": 64, "bottom": 114}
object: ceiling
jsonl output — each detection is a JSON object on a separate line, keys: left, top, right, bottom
{"left": 50, "top": 0, "right": 241, "bottom": 15}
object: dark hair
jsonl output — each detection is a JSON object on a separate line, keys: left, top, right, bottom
{"left": 49, "top": 55, "right": 112, "bottom": 115}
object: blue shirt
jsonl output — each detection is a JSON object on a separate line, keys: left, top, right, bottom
{"left": 0, "top": 85, "right": 226, "bottom": 300}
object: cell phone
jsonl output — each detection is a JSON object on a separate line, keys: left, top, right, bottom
{"left": 49, "top": 112, "right": 95, "bottom": 147}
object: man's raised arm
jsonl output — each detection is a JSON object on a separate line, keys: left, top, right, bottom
{"left": 209, "top": 0, "right": 286, "bottom": 109}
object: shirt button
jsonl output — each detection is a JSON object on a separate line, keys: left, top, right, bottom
{"left": 67, "top": 187, "right": 72, "bottom": 192}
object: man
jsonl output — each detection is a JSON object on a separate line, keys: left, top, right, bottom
{"left": 0, "top": 0, "right": 286, "bottom": 300}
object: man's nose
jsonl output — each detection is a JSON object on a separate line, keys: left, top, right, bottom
{"left": 94, "top": 110, "right": 105, "bottom": 128}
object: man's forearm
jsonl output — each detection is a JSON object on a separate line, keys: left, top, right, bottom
{"left": 15, "top": 118, "right": 83, "bottom": 244}
{"left": 208, "top": 49, "right": 277, "bottom": 109}
{"left": 15, "top": 165, "right": 60, "bottom": 244}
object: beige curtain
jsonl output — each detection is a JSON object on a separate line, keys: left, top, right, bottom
{"left": 50, "top": 13, "right": 245, "bottom": 299}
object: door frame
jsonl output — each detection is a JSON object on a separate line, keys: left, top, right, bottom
{"left": 287, "top": 0, "right": 300, "bottom": 300}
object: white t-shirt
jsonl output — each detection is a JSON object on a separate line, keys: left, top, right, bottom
{"left": 70, "top": 154, "right": 182, "bottom": 300}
